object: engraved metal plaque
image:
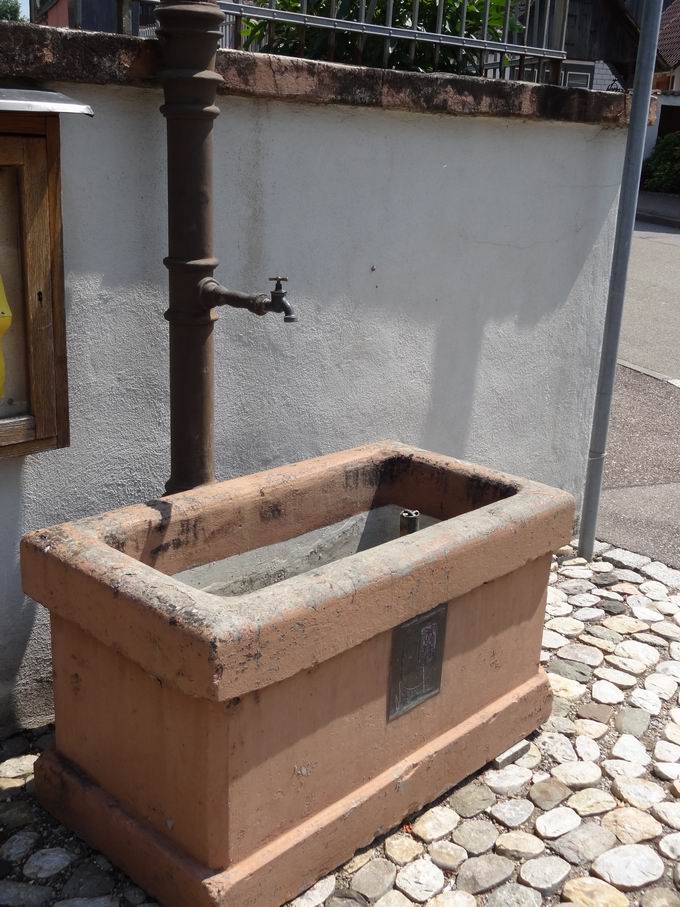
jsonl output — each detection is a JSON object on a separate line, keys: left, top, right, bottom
{"left": 388, "top": 603, "right": 447, "bottom": 720}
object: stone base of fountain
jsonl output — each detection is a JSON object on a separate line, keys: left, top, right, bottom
{"left": 23, "top": 442, "right": 573, "bottom": 907}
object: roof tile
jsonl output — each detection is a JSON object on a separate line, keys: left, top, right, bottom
{"left": 659, "top": 0, "right": 680, "bottom": 70}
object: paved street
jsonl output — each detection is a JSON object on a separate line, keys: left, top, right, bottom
{"left": 598, "top": 220, "right": 680, "bottom": 568}
{"left": 617, "top": 223, "right": 680, "bottom": 383}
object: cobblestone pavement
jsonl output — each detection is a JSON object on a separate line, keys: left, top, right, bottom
{"left": 5, "top": 543, "right": 680, "bottom": 906}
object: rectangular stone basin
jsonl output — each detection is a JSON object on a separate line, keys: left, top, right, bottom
{"left": 21, "top": 442, "right": 573, "bottom": 907}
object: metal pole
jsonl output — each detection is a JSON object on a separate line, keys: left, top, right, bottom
{"left": 432, "top": 0, "right": 444, "bottom": 69}
{"left": 383, "top": 0, "right": 394, "bottom": 67}
{"left": 578, "top": 0, "right": 663, "bottom": 560}
{"left": 479, "top": 0, "right": 490, "bottom": 76}
{"left": 329, "top": 0, "right": 337, "bottom": 61}
{"left": 156, "top": 0, "right": 225, "bottom": 494}
{"left": 408, "top": 0, "right": 420, "bottom": 66}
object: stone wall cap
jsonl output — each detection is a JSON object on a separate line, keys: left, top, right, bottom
{"left": 0, "top": 20, "right": 635, "bottom": 126}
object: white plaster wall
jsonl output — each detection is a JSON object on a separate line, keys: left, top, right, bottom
{"left": 0, "top": 82, "right": 625, "bottom": 735}
{"left": 645, "top": 91, "right": 680, "bottom": 158}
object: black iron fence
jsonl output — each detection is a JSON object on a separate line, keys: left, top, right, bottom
{"left": 140, "top": 0, "right": 569, "bottom": 81}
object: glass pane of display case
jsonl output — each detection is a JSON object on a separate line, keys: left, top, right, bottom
{"left": 0, "top": 165, "right": 29, "bottom": 419}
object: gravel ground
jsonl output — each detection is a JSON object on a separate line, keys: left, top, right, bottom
{"left": 4, "top": 542, "right": 680, "bottom": 906}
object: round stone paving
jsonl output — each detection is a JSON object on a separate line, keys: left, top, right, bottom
{"left": 7, "top": 543, "right": 680, "bottom": 906}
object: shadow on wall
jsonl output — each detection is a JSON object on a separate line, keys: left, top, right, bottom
{"left": 420, "top": 149, "right": 618, "bottom": 494}
{"left": 45, "top": 91, "right": 622, "bottom": 508}
{"left": 0, "top": 459, "right": 51, "bottom": 737}
{"left": 211, "top": 105, "right": 622, "bottom": 495}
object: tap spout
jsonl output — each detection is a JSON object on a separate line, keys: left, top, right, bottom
{"left": 199, "top": 278, "right": 269, "bottom": 315}
{"left": 199, "top": 276, "right": 297, "bottom": 322}
{"left": 279, "top": 296, "right": 296, "bottom": 322}
{"left": 269, "top": 276, "right": 297, "bottom": 322}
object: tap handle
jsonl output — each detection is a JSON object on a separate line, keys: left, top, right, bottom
{"left": 267, "top": 275, "right": 296, "bottom": 322}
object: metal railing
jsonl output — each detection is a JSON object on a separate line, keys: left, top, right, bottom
{"left": 140, "top": 0, "right": 569, "bottom": 81}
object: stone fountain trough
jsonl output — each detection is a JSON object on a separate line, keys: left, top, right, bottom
{"left": 21, "top": 442, "right": 573, "bottom": 907}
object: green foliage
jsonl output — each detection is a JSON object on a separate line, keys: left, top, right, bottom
{"left": 643, "top": 132, "right": 680, "bottom": 195}
{"left": 241, "top": 0, "right": 522, "bottom": 74}
{"left": 0, "top": 0, "right": 22, "bottom": 21}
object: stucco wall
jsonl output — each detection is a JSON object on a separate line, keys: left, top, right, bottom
{"left": 0, "top": 82, "right": 625, "bottom": 735}
{"left": 645, "top": 91, "right": 680, "bottom": 158}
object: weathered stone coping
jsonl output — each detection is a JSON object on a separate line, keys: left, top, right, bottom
{"left": 0, "top": 20, "right": 633, "bottom": 125}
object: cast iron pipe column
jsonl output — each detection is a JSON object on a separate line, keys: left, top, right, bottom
{"left": 156, "top": 0, "right": 225, "bottom": 494}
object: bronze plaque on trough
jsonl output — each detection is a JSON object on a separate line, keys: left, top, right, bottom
{"left": 388, "top": 603, "right": 447, "bottom": 720}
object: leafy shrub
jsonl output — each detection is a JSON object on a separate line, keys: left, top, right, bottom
{"left": 241, "top": 0, "right": 522, "bottom": 75}
{"left": 643, "top": 132, "right": 680, "bottom": 194}
{"left": 0, "top": 0, "right": 22, "bottom": 21}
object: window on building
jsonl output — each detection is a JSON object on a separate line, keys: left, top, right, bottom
{"left": 0, "top": 114, "right": 68, "bottom": 459}
{"left": 563, "top": 71, "right": 592, "bottom": 89}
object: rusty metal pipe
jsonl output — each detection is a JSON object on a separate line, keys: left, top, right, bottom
{"left": 157, "top": 1, "right": 296, "bottom": 493}
{"left": 157, "top": 0, "right": 225, "bottom": 494}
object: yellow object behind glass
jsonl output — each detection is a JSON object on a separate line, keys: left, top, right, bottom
{"left": 0, "top": 273, "right": 12, "bottom": 399}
